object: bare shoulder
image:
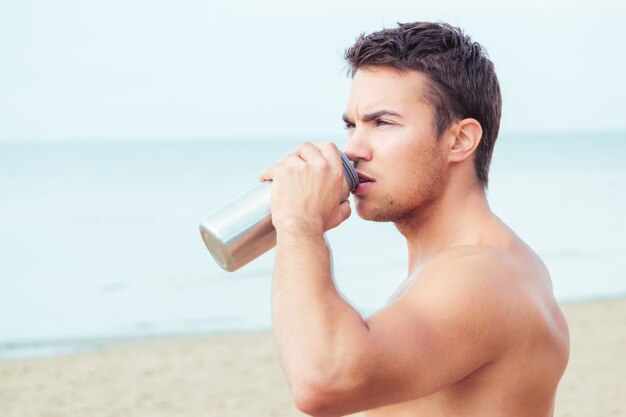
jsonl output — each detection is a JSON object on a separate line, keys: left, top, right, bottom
{"left": 358, "top": 242, "right": 569, "bottom": 410}
{"left": 401, "top": 243, "right": 569, "bottom": 366}
{"left": 410, "top": 244, "right": 540, "bottom": 307}
{"left": 414, "top": 243, "right": 552, "bottom": 305}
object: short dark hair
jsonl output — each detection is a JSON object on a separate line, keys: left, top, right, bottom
{"left": 344, "top": 22, "right": 502, "bottom": 187}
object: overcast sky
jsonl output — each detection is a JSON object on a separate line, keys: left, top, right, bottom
{"left": 1, "top": 0, "right": 624, "bottom": 142}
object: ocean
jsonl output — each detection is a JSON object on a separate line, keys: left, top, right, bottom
{"left": 1, "top": 132, "right": 625, "bottom": 360}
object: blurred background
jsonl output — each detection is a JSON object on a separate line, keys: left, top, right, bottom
{"left": 1, "top": 0, "right": 625, "bottom": 360}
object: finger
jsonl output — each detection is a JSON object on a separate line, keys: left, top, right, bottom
{"left": 292, "top": 142, "right": 324, "bottom": 163}
{"left": 313, "top": 142, "right": 341, "bottom": 165}
{"left": 259, "top": 165, "right": 275, "bottom": 182}
{"left": 259, "top": 154, "right": 304, "bottom": 181}
{"left": 313, "top": 142, "right": 345, "bottom": 178}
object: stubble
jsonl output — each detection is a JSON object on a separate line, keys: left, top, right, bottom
{"left": 358, "top": 142, "right": 446, "bottom": 232}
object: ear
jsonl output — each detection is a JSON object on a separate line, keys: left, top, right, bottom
{"left": 448, "top": 118, "right": 482, "bottom": 163}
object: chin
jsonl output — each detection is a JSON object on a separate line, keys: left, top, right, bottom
{"left": 355, "top": 201, "right": 401, "bottom": 223}
{"left": 354, "top": 201, "right": 376, "bottom": 221}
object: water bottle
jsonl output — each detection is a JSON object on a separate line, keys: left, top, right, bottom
{"left": 199, "top": 151, "right": 359, "bottom": 272}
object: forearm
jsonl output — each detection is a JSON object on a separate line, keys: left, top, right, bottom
{"left": 272, "top": 229, "right": 369, "bottom": 388}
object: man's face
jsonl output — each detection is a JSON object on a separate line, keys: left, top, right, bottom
{"left": 343, "top": 67, "right": 448, "bottom": 223}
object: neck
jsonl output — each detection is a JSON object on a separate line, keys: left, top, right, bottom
{"left": 395, "top": 178, "right": 494, "bottom": 275}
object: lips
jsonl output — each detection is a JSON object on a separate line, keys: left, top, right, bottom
{"left": 353, "top": 171, "right": 375, "bottom": 195}
{"left": 357, "top": 171, "right": 375, "bottom": 184}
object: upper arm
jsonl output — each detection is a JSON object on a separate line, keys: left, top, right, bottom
{"left": 344, "top": 249, "right": 522, "bottom": 409}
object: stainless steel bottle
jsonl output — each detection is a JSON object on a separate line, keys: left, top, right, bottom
{"left": 199, "top": 151, "right": 359, "bottom": 272}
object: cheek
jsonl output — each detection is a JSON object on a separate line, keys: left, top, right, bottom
{"left": 399, "top": 151, "right": 445, "bottom": 196}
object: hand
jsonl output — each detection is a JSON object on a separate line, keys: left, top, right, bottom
{"left": 260, "top": 142, "right": 352, "bottom": 235}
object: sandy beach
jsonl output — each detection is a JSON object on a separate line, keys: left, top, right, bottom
{"left": 1, "top": 297, "right": 624, "bottom": 417}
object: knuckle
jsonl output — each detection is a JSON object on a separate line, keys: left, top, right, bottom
{"left": 299, "top": 141, "right": 313, "bottom": 151}
{"left": 311, "top": 157, "right": 327, "bottom": 169}
{"left": 297, "top": 162, "right": 308, "bottom": 173}
{"left": 325, "top": 142, "right": 338, "bottom": 152}
{"left": 277, "top": 155, "right": 290, "bottom": 166}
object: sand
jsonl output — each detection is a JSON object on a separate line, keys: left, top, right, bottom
{"left": 1, "top": 297, "right": 625, "bottom": 417}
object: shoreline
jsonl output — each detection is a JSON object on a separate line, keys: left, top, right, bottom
{"left": 1, "top": 297, "right": 625, "bottom": 417}
{"left": 0, "top": 326, "right": 275, "bottom": 362}
{"left": 3, "top": 292, "right": 625, "bottom": 364}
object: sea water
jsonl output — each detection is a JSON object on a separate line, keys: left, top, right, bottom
{"left": 1, "top": 133, "right": 625, "bottom": 359}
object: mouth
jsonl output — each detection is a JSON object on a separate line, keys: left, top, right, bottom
{"left": 357, "top": 171, "right": 375, "bottom": 184}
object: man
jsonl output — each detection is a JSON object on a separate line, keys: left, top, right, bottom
{"left": 260, "top": 22, "right": 569, "bottom": 417}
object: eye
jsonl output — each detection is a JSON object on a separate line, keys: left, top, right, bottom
{"left": 376, "top": 119, "right": 393, "bottom": 127}
{"left": 344, "top": 122, "right": 356, "bottom": 130}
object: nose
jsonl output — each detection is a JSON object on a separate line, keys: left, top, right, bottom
{"left": 343, "top": 128, "right": 372, "bottom": 165}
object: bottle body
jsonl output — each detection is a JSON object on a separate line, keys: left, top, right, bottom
{"left": 200, "top": 151, "right": 358, "bottom": 272}
{"left": 199, "top": 182, "right": 275, "bottom": 272}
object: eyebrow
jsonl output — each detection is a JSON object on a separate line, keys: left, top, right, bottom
{"left": 342, "top": 109, "right": 403, "bottom": 123}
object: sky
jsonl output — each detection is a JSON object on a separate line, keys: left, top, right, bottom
{"left": 0, "top": 0, "right": 624, "bottom": 143}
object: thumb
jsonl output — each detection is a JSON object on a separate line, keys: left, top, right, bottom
{"left": 325, "top": 200, "right": 352, "bottom": 232}
{"left": 338, "top": 199, "right": 352, "bottom": 224}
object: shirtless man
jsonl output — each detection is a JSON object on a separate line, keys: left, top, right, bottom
{"left": 260, "top": 22, "right": 569, "bottom": 417}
